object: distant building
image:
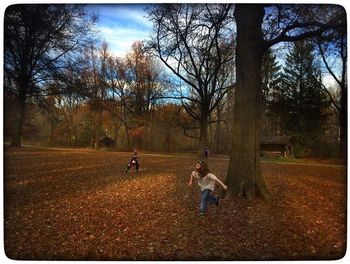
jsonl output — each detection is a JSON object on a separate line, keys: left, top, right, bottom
{"left": 260, "top": 136, "right": 293, "bottom": 157}
{"left": 98, "top": 136, "right": 115, "bottom": 148}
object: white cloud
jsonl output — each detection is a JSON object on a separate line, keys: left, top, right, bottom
{"left": 88, "top": 5, "right": 153, "bottom": 57}
{"left": 322, "top": 74, "right": 339, "bottom": 88}
{"left": 97, "top": 25, "right": 151, "bottom": 57}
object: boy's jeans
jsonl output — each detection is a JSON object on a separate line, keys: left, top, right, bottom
{"left": 200, "top": 189, "right": 218, "bottom": 213}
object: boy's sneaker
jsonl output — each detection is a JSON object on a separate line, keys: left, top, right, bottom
{"left": 199, "top": 212, "right": 206, "bottom": 216}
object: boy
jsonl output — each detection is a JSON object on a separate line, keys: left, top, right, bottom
{"left": 126, "top": 149, "right": 139, "bottom": 174}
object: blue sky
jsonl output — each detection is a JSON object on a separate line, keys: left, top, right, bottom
{"left": 85, "top": 4, "right": 153, "bottom": 57}
{"left": 84, "top": 4, "right": 340, "bottom": 87}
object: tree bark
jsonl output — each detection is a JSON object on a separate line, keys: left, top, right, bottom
{"left": 10, "top": 83, "right": 27, "bottom": 147}
{"left": 225, "top": 4, "right": 270, "bottom": 200}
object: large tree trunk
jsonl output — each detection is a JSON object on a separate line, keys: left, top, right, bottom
{"left": 225, "top": 4, "right": 270, "bottom": 200}
{"left": 11, "top": 84, "right": 26, "bottom": 147}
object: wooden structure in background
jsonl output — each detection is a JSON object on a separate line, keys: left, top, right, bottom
{"left": 260, "top": 136, "right": 293, "bottom": 157}
{"left": 98, "top": 136, "right": 115, "bottom": 148}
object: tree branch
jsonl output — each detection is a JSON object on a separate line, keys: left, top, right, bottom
{"left": 183, "top": 127, "right": 200, "bottom": 140}
{"left": 182, "top": 101, "right": 200, "bottom": 121}
{"left": 316, "top": 39, "right": 342, "bottom": 86}
{"left": 264, "top": 15, "right": 346, "bottom": 50}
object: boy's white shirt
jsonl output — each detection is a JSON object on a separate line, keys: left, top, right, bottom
{"left": 191, "top": 171, "right": 218, "bottom": 191}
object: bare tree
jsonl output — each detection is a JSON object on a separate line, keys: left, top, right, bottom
{"left": 78, "top": 42, "right": 112, "bottom": 148}
{"left": 105, "top": 56, "right": 124, "bottom": 149}
{"left": 314, "top": 29, "right": 347, "bottom": 160}
{"left": 108, "top": 41, "right": 166, "bottom": 149}
{"left": 35, "top": 86, "right": 61, "bottom": 145}
{"left": 108, "top": 56, "right": 132, "bottom": 148}
{"left": 147, "top": 4, "right": 235, "bottom": 157}
{"left": 4, "top": 4, "right": 97, "bottom": 147}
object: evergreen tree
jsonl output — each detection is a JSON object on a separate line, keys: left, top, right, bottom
{"left": 272, "top": 40, "right": 330, "bottom": 156}
{"left": 261, "top": 49, "right": 282, "bottom": 135}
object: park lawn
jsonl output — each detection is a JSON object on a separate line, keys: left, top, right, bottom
{"left": 3, "top": 147, "right": 346, "bottom": 260}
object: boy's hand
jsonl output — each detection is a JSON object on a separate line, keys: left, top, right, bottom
{"left": 188, "top": 181, "right": 192, "bottom": 187}
{"left": 223, "top": 185, "right": 228, "bottom": 190}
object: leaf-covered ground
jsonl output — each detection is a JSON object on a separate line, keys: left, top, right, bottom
{"left": 4, "top": 147, "right": 346, "bottom": 260}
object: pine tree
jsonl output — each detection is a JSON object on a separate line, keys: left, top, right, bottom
{"left": 272, "top": 40, "right": 330, "bottom": 156}
{"left": 261, "top": 49, "right": 282, "bottom": 135}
